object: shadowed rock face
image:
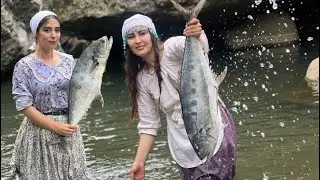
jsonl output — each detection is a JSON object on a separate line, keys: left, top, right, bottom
{"left": 1, "top": 0, "right": 318, "bottom": 82}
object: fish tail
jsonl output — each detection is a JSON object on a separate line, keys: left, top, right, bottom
{"left": 170, "top": 0, "right": 207, "bottom": 20}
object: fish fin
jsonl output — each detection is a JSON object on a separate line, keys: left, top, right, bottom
{"left": 107, "top": 36, "right": 113, "bottom": 52}
{"left": 90, "top": 61, "right": 99, "bottom": 72}
{"left": 212, "top": 66, "right": 227, "bottom": 88}
{"left": 170, "top": 0, "right": 206, "bottom": 19}
{"left": 168, "top": 73, "right": 180, "bottom": 93}
{"left": 96, "top": 93, "right": 104, "bottom": 108}
{"left": 216, "top": 66, "right": 227, "bottom": 85}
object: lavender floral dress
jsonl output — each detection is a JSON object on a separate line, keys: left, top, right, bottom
{"left": 10, "top": 52, "right": 89, "bottom": 180}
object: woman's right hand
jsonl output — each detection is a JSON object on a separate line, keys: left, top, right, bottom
{"left": 130, "top": 161, "right": 145, "bottom": 180}
{"left": 52, "top": 122, "right": 77, "bottom": 136}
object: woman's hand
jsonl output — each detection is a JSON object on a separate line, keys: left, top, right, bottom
{"left": 22, "top": 106, "right": 78, "bottom": 136}
{"left": 183, "top": 18, "right": 202, "bottom": 37}
{"left": 52, "top": 122, "right": 77, "bottom": 136}
{"left": 130, "top": 160, "right": 145, "bottom": 180}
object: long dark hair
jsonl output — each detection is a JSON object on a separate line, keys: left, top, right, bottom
{"left": 124, "top": 33, "right": 163, "bottom": 121}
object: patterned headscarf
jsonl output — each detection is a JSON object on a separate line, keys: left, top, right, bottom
{"left": 121, "top": 14, "right": 159, "bottom": 50}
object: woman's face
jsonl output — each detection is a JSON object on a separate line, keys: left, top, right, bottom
{"left": 36, "top": 18, "right": 61, "bottom": 50}
{"left": 127, "top": 28, "right": 153, "bottom": 58}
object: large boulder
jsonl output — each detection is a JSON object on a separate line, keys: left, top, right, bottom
{"left": 1, "top": 1, "right": 34, "bottom": 80}
{"left": 305, "top": 57, "right": 319, "bottom": 100}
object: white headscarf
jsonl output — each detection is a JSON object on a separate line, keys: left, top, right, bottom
{"left": 30, "top": 10, "right": 57, "bottom": 35}
{"left": 29, "top": 10, "right": 58, "bottom": 50}
{"left": 121, "top": 14, "right": 159, "bottom": 49}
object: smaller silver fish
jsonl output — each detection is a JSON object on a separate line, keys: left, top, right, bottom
{"left": 68, "top": 36, "right": 113, "bottom": 125}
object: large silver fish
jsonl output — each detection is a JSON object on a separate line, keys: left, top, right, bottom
{"left": 68, "top": 36, "right": 113, "bottom": 125}
{"left": 170, "top": 0, "right": 226, "bottom": 160}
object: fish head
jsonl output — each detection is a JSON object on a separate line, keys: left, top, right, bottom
{"left": 78, "top": 35, "right": 113, "bottom": 71}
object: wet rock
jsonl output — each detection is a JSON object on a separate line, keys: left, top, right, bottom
{"left": 305, "top": 57, "right": 319, "bottom": 102}
{"left": 60, "top": 36, "right": 92, "bottom": 58}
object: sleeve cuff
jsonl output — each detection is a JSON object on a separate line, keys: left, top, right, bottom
{"left": 16, "top": 101, "right": 32, "bottom": 111}
{"left": 138, "top": 128, "right": 158, "bottom": 136}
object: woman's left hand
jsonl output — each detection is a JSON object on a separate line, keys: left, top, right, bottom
{"left": 183, "top": 18, "right": 202, "bottom": 37}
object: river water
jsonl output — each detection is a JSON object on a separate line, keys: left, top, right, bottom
{"left": 1, "top": 40, "right": 318, "bottom": 179}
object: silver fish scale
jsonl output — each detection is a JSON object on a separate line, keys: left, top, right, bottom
{"left": 68, "top": 36, "right": 113, "bottom": 125}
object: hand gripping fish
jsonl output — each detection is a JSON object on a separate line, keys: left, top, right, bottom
{"left": 68, "top": 36, "right": 113, "bottom": 125}
{"left": 170, "top": 0, "right": 227, "bottom": 160}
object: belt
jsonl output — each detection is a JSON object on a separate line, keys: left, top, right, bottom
{"left": 43, "top": 109, "right": 68, "bottom": 115}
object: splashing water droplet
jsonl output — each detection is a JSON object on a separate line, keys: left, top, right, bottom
{"left": 255, "top": 0, "right": 262, "bottom": 5}
{"left": 231, "top": 107, "right": 238, "bottom": 114}
{"left": 272, "top": 2, "right": 278, "bottom": 9}
{"left": 251, "top": 132, "right": 256, "bottom": 137}
{"left": 268, "top": 64, "right": 274, "bottom": 68}
{"left": 279, "top": 122, "right": 285, "bottom": 127}
{"left": 233, "top": 101, "right": 241, "bottom": 106}
{"left": 286, "top": 49, "right": 290, "bottom": 53}
{"left": 307, "top": 37, "right": 314, "bottom": 41}
{"left": 263, "top": 173, "right": 269, "bottom": 180}
{"left": 248, "top": 15, "right": 253, "bottom": 19}
{"left": 242, "top": 104, "right": 248, "bottom": 110}
{"left": 244, "top": 82, "right": 249, "bottom": 86}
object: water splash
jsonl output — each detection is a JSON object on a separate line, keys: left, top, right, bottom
{"left": 279, "top": 122, "right": 285, "bottom": 127}
{"left": 255, "top": 0, "right": 278, "bottom": 10}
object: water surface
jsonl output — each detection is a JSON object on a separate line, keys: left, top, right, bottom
{"left": 1, "top": 41, "right": 318, "bottom": 179}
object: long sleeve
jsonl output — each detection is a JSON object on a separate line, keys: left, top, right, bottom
{"left": 136, "top": 75, "right": 161, "bottom": 136}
